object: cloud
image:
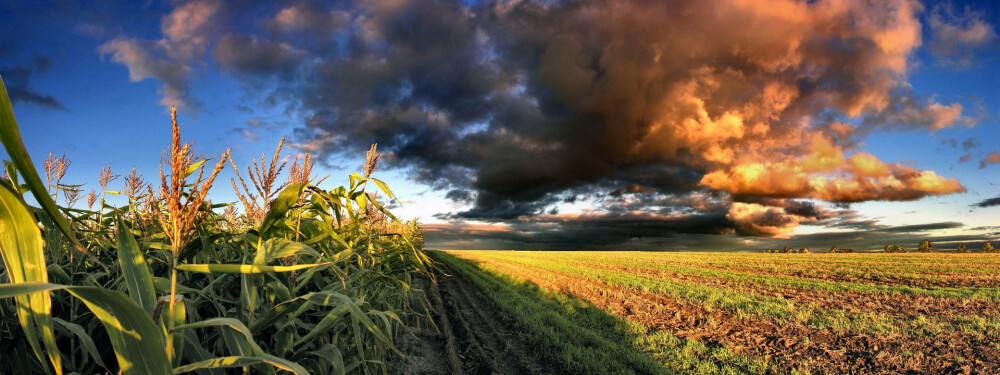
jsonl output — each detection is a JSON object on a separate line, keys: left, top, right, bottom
{"left": 213, "top": 34, "right": 307, "bottom": 77}
{"left": 98, "top": 0, "right": 977, "bottom": 238}
{"left": 266, "top": 2, "right": 350, "bottom": 35}
{"left": 425, "top": 210, "right": 735, "bottom": 250}
{"left": 229, "top": 127, "right": 260, "bottom": 142}
{"left": 99, "top": 0, "right": 221, "bottom": 109}
{"left": 927, "top": 4, "right": 997, "bottom": 67}
{"left": 0, "top": 57, "right": 67, "bottom": 110}
{"left": 973, "top": 196, "right": 1000, "bottom": 208}
{"left": 981, "top": 152, "right": 1000, "bottom": 169}
{"left": 726, "top": 199, "right": 838, "bottom": 237}
{"left": 424, "top": 215, "right": 970, "bottom": 251}
{"left": 962, "top": 137, "right": 980, "bottom": 151}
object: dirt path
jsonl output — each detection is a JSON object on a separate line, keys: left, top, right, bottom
{"left": 388, "top": 261, "right": 554, "bottom": 375}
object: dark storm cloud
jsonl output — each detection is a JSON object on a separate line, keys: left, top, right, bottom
{"left": 424, "top": 217, "right": 977, "bottom": 251}
{"left": 425, "top": 211, "right": 734, "bottom": 250}
{"left": 973, "top": 196, "right": 1000, "bottom": 208}
{"left": 0, "top": 57, "right": 67, "bottom": 110}
{"left": 213, "top": 34, "right": 307, "bottom": 77}
{"left": 101, "top": 0, "right": 983, "bottom": 242}
{"left": 260, "top": 0, "right": 967, "bottom": 223}
{"left": 880, "top": 221, "right": 963, "bottom": 233}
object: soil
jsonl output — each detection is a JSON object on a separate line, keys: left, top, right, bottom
{"left": 564, "top": 259, "right": 1000, "bottom": 318}
{"left": 470, "top": 256, "right": 1000, "bottom": 375}
{"left": 387, "top": 261, "right": 554, "bottom": 375}
{"left": 391, "top": 253, "right": 1000, "bottom": 374}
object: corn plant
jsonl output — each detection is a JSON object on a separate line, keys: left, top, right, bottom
{"left": 0, "top": 76, "right": 430, "bottom": 374}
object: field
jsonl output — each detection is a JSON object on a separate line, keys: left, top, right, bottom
{"left": 416, "top": 250, "right": 1000, "bottom": 374}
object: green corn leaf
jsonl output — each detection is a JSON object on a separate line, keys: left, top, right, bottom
{"left": 153, "top": 277, "right": 199, "bottom": 294}
{"left": 53, "top": 317, "right": 108, "bottom": 370}
{"left": 181, "top": 329, "right": 225, "bottom": 375}
{"left": 173, "top": 357, "right": 263, "bottom": 373}
{"left": 174, "top": 318, "right": 308, "bottom": 375}
{"left": 366, "top": 193, "right": 399, "bottom": 223}
{"left": 176, "top": 262, "right": 330, "bottom": 274}
{"left": 0, "top": 283, "right": 172, "bottom": 375}
{"left": 259, "top": 183, "right": 306, "bottom": 236}
{"left": 254, "top": 238, "right": 319, "bottom": 266}
{"left": 310, "top": 345, "right": 346, "bottom": 375}
{"left": 369, "top": 177, "right": 397, "bottom": 201}
{"left": 117, "top": 219, "right": 157, "bottom": 316}
{"left": 348, "top": 173, "right": 362, "bottom": 189}
{"left": 184, "top": 160, "right": 207, "bottom": 178}
{"left": 292, "top": 305, "right": 349, "bottom": 346}
{"left": 0, "top": 77, "right": 98, "bottom": 264}
{"left": 0, "top": 181, "right": 61, "bottom": 375}
{"left": 169, "top": 299, "right": 187, "bottom": 367}
{"left": 46, "top": 264, "right": 72, "bottom": 284}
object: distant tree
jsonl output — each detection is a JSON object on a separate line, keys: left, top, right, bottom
{"left": 829, "top": 245, "right": 839, "bottom": 253}
{"left": 984, "top": 241, "right": 996, "bottom": 253}
{"left": 957, "top": 243, "right": 969, "bottom": 253}
{"left": 782, "top": 246, "right": 794, "bottom": 253}
{"left": 894, "top": 244, "right": 906, "bottom": 253}
{"left": 843, "top": 248, "right": 856, "bottom": 253}
{"left": 884, "top": 244, "right": 896, "bottom": 253}
{"left": 800, "top": 248, "right": 810, "bottom": 254}
{"left": 918, "top": 239, "right": 933, "bottom": 253}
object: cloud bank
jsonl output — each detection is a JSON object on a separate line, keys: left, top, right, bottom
{"left": 100, "top": 0, "right": 990, "bottom": 248}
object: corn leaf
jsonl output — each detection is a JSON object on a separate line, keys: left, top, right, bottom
{"left": 173, "top": 357, "right": 263, "bottom": 373}
{"left": 0, "top": 283, "right": 172, "bottom": 375}
{"left": 176, "top": 262, "right": 329, "bottom": 274}
{"left": 53, "top": 317, "right": 108, "bottom": 370}
{"left": 259, "top": 183, "right": 306, "bottom": 236}
{"left": 369, "top": 177, "right": 397, "bottom": 201}
{"left": 117, "top": 219, "right": 157, "bottom": 316}
{"left": 175, "top": 318, "right": 308, "bottom": 375}
{"left": 0, "top": 181, "right": 61, "bottom": 375}
{"left": 254, "top": 238, "right": 319, "bottom": 266}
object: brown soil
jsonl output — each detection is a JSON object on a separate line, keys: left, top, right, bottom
{"left": 619, "top": 258, "right": 1000, "bottom": 288}
{"left": 471, "top": 257, "right": 1000, "bottom": 375}
{"left": 566, "top": 259, "right": 1000, "bottom": 318}
{"left": 387, "top": 261, "right": 553, "bottom": 375}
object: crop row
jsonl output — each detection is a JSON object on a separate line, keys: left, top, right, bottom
{"left": 448, "top": 250, "right": 1000, "bottom": 374}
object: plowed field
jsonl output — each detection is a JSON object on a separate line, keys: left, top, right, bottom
{"left": 434, "top": 250, "right": 1000, "bottom": 374}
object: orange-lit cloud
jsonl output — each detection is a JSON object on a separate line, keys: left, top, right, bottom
{"left": 727, "top": 202, "right": 812, "bottom": 238}
{"left": 99, "top": 0, "right": 981, "bottom": 239}
{"left": 699, "top": 132, "right": 966, "bottom": 203}
{"left": 981, "top": 152, "right": 1000, "bottom": 169}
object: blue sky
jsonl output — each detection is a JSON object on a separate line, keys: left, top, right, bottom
{"left": 2, "top": 0, "right": 999, "bottom": 250}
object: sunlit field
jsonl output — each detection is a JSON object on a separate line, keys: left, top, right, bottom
{"left": 441, "top": 250, "right": 1000, "bottom": 374}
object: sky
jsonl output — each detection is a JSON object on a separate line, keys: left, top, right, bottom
{"left": 1, "top": 0, "right": 999, "bottom": 251}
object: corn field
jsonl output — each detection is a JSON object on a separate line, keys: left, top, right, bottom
{"left": 0, "top": 76, "right": 430, "bottom": 374}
